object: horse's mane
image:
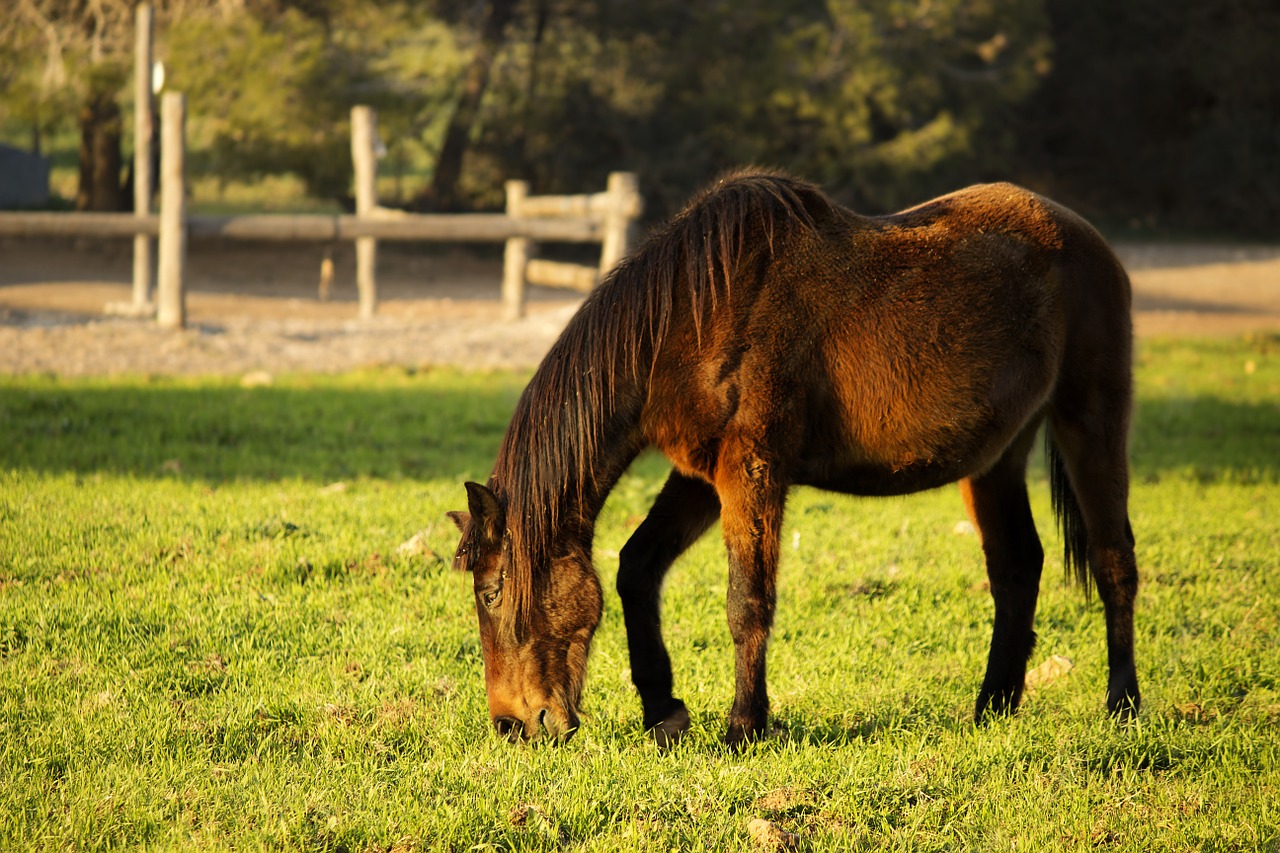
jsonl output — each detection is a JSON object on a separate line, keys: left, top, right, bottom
{"left": 491, "top": 168, "right": 830, "bottom": 622}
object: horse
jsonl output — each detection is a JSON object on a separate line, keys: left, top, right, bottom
{"left": 448, "top": 168, "right": 1139, "bottom": 747}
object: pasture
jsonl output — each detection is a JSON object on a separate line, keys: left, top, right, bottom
{"left": 1, "top": 335, "right": 1278, "bottom": 850}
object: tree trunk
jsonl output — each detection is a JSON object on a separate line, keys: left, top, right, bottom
{"left": 423, "top": 0, "right": 517, "bottom": 210}
{"left": 514, "top": 0, "right": 550, "bottom": 174}
{"left": 76, "top": 89, "right": 126, "bottom": 212}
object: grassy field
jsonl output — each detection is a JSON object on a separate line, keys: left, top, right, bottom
{"left": 2, "top": 336, "right": 1278, "bottom": 851}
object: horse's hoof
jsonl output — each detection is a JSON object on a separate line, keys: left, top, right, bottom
{"left": 1107, "top": 685, "right": 1140, "bottom": 723}
{"left": 974, "top": 685, "right": 1022, "bottom": 724}
{"left": 723, "top": 719, "right": 767, "bottom": 750}
{"left": 648, "top": 703, "right": 691, "bottom": 750}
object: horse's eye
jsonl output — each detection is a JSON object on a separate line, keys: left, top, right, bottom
{"left": 482, "top": 589, "right": 501, "bottom": 608}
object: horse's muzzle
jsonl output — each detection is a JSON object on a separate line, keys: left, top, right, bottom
{"left": 492, "top": 707, "right": 579, "bottom": 744}
{"left": 538, "top": 706, "right": 580, "bottom": 743}
{"left": 493, "top": 715, "right": 524, "bottom": 742}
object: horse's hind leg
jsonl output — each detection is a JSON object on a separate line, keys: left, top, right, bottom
{"left": 1048, "top": 409, "right": 1141, "bottom": 719}
{"left": 963, "top": 422, "right": 1045, "bottom": 721}
{"left": 617, "top": 470, "right": 720, "bottom": 747}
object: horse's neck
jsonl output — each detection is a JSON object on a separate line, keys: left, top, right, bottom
{"left": 498, "top": 344, "right": 650, "bottom": 563}
{"left": 562, "top": 383, "right": 648, "bottom": 544}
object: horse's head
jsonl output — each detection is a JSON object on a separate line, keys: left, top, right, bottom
{"left": 448, "top": 481, "right": 602, "bottom": 743}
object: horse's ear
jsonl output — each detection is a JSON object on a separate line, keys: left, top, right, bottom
{"left": 463, "top": 481, "right": 504, "bottom": 540}
{"left": 446, "top": 510, "right": 470, "bottom": 533}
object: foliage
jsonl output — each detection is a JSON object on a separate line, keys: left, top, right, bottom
{"left": 1018, "top": 0, "right": 1280, "bottom": 234}
{"left": 0, "top": 8, "right": 78, "bottom": 152}
{"left": 160, "top": 1, "right": 470, "bottom": 203}
{"left": 0, "top": 0, "right": 134, "bottom": 123}
{"left": 1, "top": 0, "right": 1278, "bottom": 229}
{"left": 165, "top": 8, "right": 351, "bottom": 200}
{"left": 468, "top": 0, "right": 1048, "bottom": 214}
{"left": 1, "top": 337, "right": 1279, "bottom": 849}
{"left": 0, "top": 0, "right": 139, "bottom": 208}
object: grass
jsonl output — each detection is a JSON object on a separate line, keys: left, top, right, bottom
{"left": 1, "top": 336, "right": 1279, "bottom": 850}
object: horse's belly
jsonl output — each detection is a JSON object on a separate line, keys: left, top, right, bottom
{"left": 793, "top": 403, "right": 1035, "bottom": 496}
{"left": 797, "top": 459, "right": 972, "bottom": 497}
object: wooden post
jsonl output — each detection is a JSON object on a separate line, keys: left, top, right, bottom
{"left": 502, "top": 179, "right": 530, "bottom": 321}
{"left": 318, "top": 248, "right": 334, "bottom": 302}
{"left": 131, "top": 3, "right": 154, "bottom": 311}
{"left": 599, "top": 171, "right": 641, "bottom": 275}
{"left": 351, "top": 106, "right": 378, "bottom": 319}
{"left": 156, "top": 92, "right": 186, "bottom": 330}
{"left": 106, "top": 3, "right": 155, "bottom": 317}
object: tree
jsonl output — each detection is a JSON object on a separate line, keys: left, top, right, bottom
{"left": 456, "top": 0, "right": 1049, "bottom": 217}
{"left": 164, "top": 7, "right": 353, "bottom": 200}
{"left": 4, "top": 0, "right": 136, "bottom": 210}
{"left": 794, "top": 0, "right": 1050, "bottom": 211}
{"left": 161, "top": 1, "right": 470, "bottom": 205}
{"left": 76, "top": 64, "right": 129, "bottom": 211}
{"left": 422, "top": 0, "right": 518, "bottom": 210}
{"left": 0, "top": 4, "right": 78, "bottom": 158}
{"left": 1017, "top": 0, "right": 1280, "bottom": 233}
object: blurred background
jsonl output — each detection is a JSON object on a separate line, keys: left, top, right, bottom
{"left": 2, "top": 0, "right": 1277, "bottom": 235}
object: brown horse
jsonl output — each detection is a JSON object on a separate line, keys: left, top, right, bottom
{"left": 448, "top": 168, "right": 1139, "bottom": 746}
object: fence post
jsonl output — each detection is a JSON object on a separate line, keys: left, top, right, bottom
{"left": 156, "top": 92, "right": 186, "bottom": 330}
{"left": 131, "top": 3, "right": 154, "bottom": 312}
{"left": 599, "top": 171, "right": 641, "bottom": 275}
{"left": 106, "top": 2, "right": 154, "bottom": 318}
{"left": 351, "top": 106, "right": 378, "bottom": 319}
{"left": 502, "top": 180, "right": 530, "bottom": 321}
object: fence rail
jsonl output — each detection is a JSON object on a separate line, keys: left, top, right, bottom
{"left": 0, "top": 210, "right": 610, "bottom": 243}
{"left": 0, "top": 212, "right": 160, "bottom": 238}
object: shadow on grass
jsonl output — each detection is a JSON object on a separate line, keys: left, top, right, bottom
{"left": 0, "top": 373, "right": 524, "bottom": 483}
{"left": 1129, "top": 395, "right": 1280, "bottom": 483}
{"left": 766, "top": 704, "right": 971, "bottom": 749}
{"left": 633, "top": 705, "right": 970, "bottom": 753}
{"left": 1, "top": 375, "right": 1277, "bottom": 484}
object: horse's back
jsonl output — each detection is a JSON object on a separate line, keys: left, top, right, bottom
{"left": 642, "top": 177, "right": 1130, "bottom": 492}
{"left": 876, "top": 181, "right": 1130, "bottom": 324}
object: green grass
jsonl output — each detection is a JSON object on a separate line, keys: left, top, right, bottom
{"left": 2, "top": 338, "right": 1279, "bottom": 851}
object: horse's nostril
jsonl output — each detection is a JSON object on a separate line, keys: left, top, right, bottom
{"left": 493, "top": 715, "right": 523, "bottom": 740}
{"left": 537, "top": 708, "right": 579, "bottom": 744}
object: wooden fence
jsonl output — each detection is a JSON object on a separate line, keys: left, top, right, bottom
{"left": 0, "top": 97, "right": 641, "bottom": 327}
{"left": 345, "top": 105, "right": 642, "bottom": 322}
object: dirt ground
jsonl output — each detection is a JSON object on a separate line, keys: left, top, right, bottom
{"left": 2, "top": 237, "right": 1279, "bottom": 377}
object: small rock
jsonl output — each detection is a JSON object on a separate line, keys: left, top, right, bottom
{"left": 1025, "top": 654, "right": 1074, "bottom": 689}
{"left": 508, "top": 804, "right": 567, "bottom": 844}
{"left": 954, "top": 520, "right": 977, "bottom": 536}
{"left": 396, "top": 531, "right": 437, "bottom": 559}
{"left": 747, "top": 818, "right": 800, "bottom": 849}
{"left": 754, "top": 786, "right": 809, "bottom": 812}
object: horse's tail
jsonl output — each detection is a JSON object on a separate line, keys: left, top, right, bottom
{"left": 1046, "top": 427, "right": 1091, "bottom": 591}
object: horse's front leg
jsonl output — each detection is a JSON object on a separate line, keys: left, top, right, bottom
{"left": 717, "top": 446, "right": 786, "bottom": 747}
{"left": 617, "top": 471, "right": 720, "bottom": 747}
